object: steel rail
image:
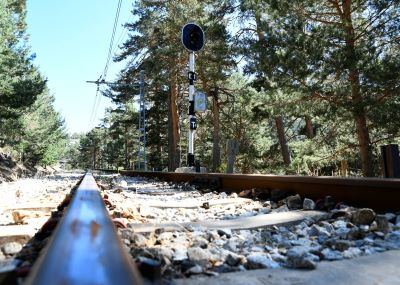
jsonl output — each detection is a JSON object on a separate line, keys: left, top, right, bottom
{"left": 118, "top": 171, "right": 400, "bottom": 211}
{"left": 26, "top": 173, "right": 143, "bottom": 285}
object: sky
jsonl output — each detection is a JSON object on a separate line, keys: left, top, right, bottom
{"left": 26, "top": 0, "right": 134, "bottom": 134}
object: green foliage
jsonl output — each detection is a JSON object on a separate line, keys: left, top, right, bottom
{"left": 0, "top": 0, "right": 65, "bottom": 167}
{"left": 237, "top": 0, "right": 400, "bottom": 176}
{"left": 0, "top": 0, "right": 46, "bottom": 123}
{"left": 17, "top": 89, "right": 67, "bottom": 165}
{"left": 70, "top": 0, "right": 399, "bottom": 177}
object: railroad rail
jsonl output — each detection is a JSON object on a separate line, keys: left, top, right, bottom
{"left": 117, "top": 171, "right": 400, "bottom": 211}
{"left": 26, "top": 172, "right": 143, "bottom": 285}
{"left": 3, "top": 171, "right": 399, "bottom": 284}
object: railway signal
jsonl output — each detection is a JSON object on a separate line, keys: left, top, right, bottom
{"left": 182, "top": 23, "right": 205, "bottom": 52}
{"left": 86, "top": 72, "right": 147, "bottom": 171}
{"left": 181, "top": 23, "right": 204, "bottom": 167}
{"left": 194, "top": 91, "right": 206, "bottom": 112}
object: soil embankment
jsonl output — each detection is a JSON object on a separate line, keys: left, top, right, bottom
{"left": 0, "top": 151, "right": 54, "bottom": 183}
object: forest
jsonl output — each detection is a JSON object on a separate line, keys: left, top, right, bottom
{"left": 0, "top": 0, "right": 66, "bottom": 167}
{"left": 1, "top": 0, "right": 399, "bottom": 177}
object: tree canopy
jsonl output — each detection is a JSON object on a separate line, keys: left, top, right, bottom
{"left": 67, "top": 0, "right": 400, "bottom": 176}
{"left": 0, "top": 0, "right": 67, "bottom": 167}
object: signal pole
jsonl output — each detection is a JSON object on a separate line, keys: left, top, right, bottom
{"left": 187, "top": 52, "right": 196, "bottom": 166}
{"left": 86, "top": 76, "right": 147, "bottom": 171}
{"left": 138, "top": 70, "right": 147, "bottom": 170}
{"left": 182, "top": 23, "right": 204, "bottom": 168}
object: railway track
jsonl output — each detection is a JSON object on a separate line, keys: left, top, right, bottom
{"left": 0, "top": 172, "right": 399, "bottom": 284}
{"left": 118, "top": 171, "right": 400, "bottom": 211}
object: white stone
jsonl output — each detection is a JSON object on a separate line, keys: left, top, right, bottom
{"left": 286, "top": 246, "right": 319, "bottom": 269}
{"left": 335, "top": 227, "right": 350, "bottom": 238}
{"left": 139, "top": 205, "right": 158, "bottom": 218}
{"left": 303, "top": 198, "right": 315, "bottom": 210}
{"left": 332, "top": 220, "right": 347, "bottom": 229}
{"left": 119, "top": 180, "right": 128, "bottom": 189}
{"left": 246, "top": 253, "right": 280, "bottom": 269}
{"left": 342, "top": 247, "right": 362, "bottom": 259}
{"left": 188, "top": 247, "right": 211, "bottom": 266}
{"left": 187, "top": 265, "right": 203, "bottom": 274}
{"left": 321, "top": 248, "right": 343, "bottom": 261}
{"left": 321, "top": 221, "right": 335, "bottom": 233}
{"left": 225, "top": 252, "right": 245, "bottom": 266}
{"left": 290, "top": 238, "right": 312, "bottom": 247}
{"left": 173, "top": 247, "right": 188, "bottom": 261}
{"left": 175, "top": 167, "right": 207, "bottom": 173}
{"left": 1, "top": 242, "right": 22, "bottom": 255}
{"left": 384, "top": 213, "right": 396, "bottom": 222}
{"left": 229, "top": 192, "right": 238, "bottom": 198}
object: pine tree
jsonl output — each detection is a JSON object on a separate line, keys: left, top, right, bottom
{"left": 238, "top": 0, "right": 293, "bottom": 166}
{"left": 113, "top": 0, "right": 236, "bottom": 171}
{"left": 0, "top": 0, "right": 46, "bottom": 146}
{"left": 17, "top": 89, "right": 67, "bottom": 165}
{"left": 239, "top": 0, "right": 400, "bottom": 176}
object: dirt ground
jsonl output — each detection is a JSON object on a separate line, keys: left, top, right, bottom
{"left": 0, "top": 150, "right": 57, "bottom": 183}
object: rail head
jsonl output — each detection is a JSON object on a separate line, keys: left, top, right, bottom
{"left": 26, "top": 173, "right": 143, "bottom": 285}
{"left": 118, "top": 170, "right": 400, "bottom": 211}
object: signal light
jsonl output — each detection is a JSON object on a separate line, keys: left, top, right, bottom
{"left": 182, "top": 23, "right": 205, "bottom": 52}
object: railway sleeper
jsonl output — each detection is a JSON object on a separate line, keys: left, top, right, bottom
{"left": 1, "top": 172, "right": 400, "bottom": 284}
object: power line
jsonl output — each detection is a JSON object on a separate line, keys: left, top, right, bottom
{"left": 111, "top": 14, "right": 133, "bottom": 57}
{"left": 87, "top": 0, "right": 124, "bottom": 131}
{"left": 88, "top": 85, "right": 100, "bottom": 130}
{"left": 102, "top": 0, "right": 123, "bottom": 79}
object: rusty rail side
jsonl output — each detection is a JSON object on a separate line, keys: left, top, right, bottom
{"left": 119, "top": 171, "right": 400, "bottom": 211}
{"left": 26, "top": 173, "right": 143, "bottom": 285}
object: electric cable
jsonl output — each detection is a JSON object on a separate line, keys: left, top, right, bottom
{"left": 111, "top": 14, "right": 133, "bottom": 57}
{"left": 88, "top": 84, "right": 100, "bottom": 129}
{"left": 102, "top": 0, "right": 123, "bottom": 79}
{"left": 88, "top": 0, "right": 124, "bottom": 130}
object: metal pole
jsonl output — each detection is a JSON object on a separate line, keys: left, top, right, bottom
{"left": 137, "top": 92, "right": 141, "bottom": 171}
{"left": 140, "top": 70, "right": 147, "bottom": 171}
{"left": 187, "top": 52, "right": 196, "bottom": 167}
{"left": 137, "top": 70, "right": 147, "bottom": 171}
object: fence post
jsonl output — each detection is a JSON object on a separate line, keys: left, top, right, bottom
{"left": 340, "top": 160, "right": 348, "bottom": 176}
{"left": 381, "top": 144, "right": 400, "bottom": 178}
{"left": 226, "top": 139, "right": 240, "bottom": 174}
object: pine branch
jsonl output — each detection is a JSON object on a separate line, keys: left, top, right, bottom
{"left": 354, "top": 0, "right": 396, "bottom": 42}
{"left": 312, "top": 143, "right": 359, "bottom": 163}
{"left": 327, "top": 0, "right": 344, "bottom": 18}
{"left": 371, "top": 135, "right": 400, "bottom": 145}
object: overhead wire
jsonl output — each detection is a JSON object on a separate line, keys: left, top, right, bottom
{"left": 88, "top": 83, "right": 101, "bottom": 129}
{"left": 111, "top": 14, "right": 133, "bottom": 57}
{"left": 102, "top": 0, "right": 123, "bottom": 79}
{"left": 88, "top": 0, "right": 124, "bottom": 130}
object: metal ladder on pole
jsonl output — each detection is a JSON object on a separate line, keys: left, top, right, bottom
{"left": 179, "top": 115, "right": 189, "bottom": 167}
{"left": 137, "top": 70, "right": 147, "bottom": 171}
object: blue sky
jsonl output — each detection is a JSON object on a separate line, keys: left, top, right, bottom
{"left": 26, "top": 0, "right": 134, "bottom": 134}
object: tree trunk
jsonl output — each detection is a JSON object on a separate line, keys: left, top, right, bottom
{"left": 305, "top": 116, "right": 314, "bottom": 139}
{"left": 212, "top": 92, "right": 221, "bottom": 172}
{"left": 168, "top": 75, "right": 180, "bottom": 171}
{"left": 124, "top": 125, "right": 129, "bottom": 169}
{"left": 198, "top": 66, "right": 221, "bottom": 173}
{"left": 354, "top": 112, "right": 373, "bottom": 176}
{"left": 92, "top": 146, "right": 96, "bottom": 169}
{"left": 341, "top": 1, "right": 374, "bottom": 176}
{"left": 156, "top": 121, "right": 162, "bottom": 170}
{"left": 226, "top": 139, "right": 240, "bottom": 173}
{"left": 275, "top": 116, "right": 291, "bottom": 165}
{"left": 254, "top": 12, "right": 291, "bottom": 166}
